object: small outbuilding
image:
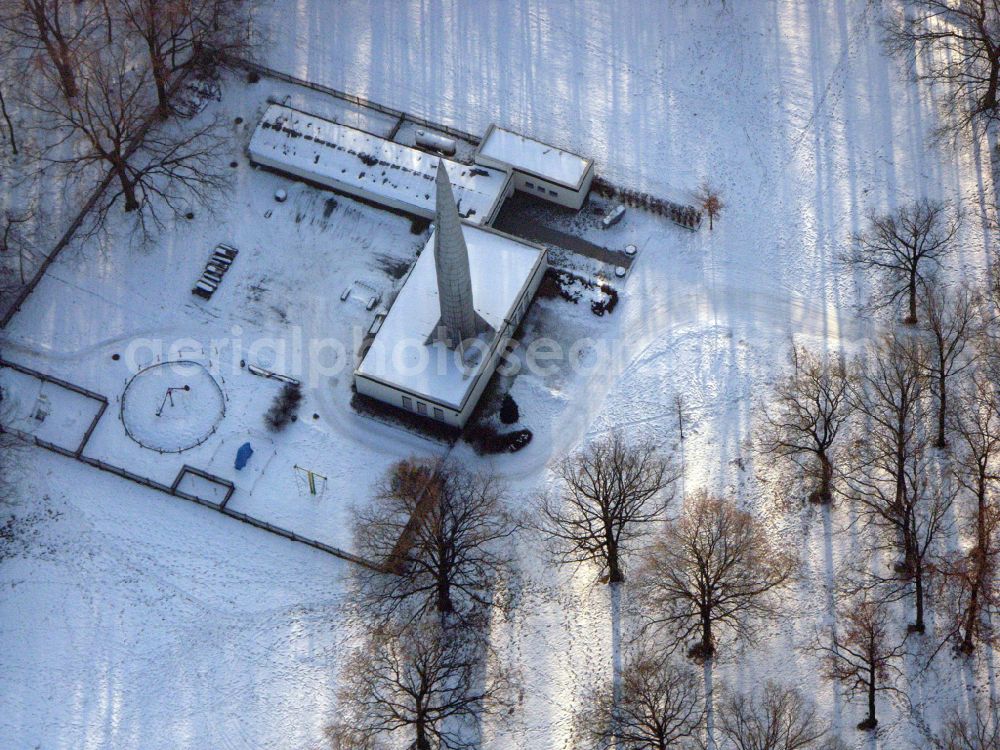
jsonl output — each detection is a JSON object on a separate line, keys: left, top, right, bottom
{"left": 474, "top": 123, "right": 595, "bottom": 210}
{"left": 354, "top": 162, "right": 547, "bottom": 428}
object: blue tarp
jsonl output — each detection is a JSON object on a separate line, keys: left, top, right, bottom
{"left": 235, "top": 442, "right": 253, "bottom": 470}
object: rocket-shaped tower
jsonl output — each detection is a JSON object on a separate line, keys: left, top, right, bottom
{"left": 431, "top": 160, "right": 491, "bottom": 349}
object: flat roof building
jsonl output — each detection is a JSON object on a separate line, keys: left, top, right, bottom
{"left": 474, "top": 123, "right": 595, "bottom": 210}
{"left": 355, "top": 163, "right": 547, "bottom": 428}
{"left": 249, "top": 105, "right": 512, "bottom": 225}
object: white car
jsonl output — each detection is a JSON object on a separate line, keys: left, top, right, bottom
{"left": 602, "top": 204, "right": 625, "bottom": 228}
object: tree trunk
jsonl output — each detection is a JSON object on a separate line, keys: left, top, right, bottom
{"left": 415, "top": 717, "right": 432, "bottom": 750}
{"left": 607, "top": 534, "right": 624, "bottom": 583}
{"left": 0, "top": 86, "right": 16, "bottom": 155}
{"left": 436, "top": 563, "right": 454, "bottom": 614}
{"left": 699, "top": 606, "right": 714, "bottom": 658}
{"left": 154, "top": 71, "right": 170, "bottom": 119}
{"left": 912, "top": 567, "right": 925, "bottom": 633}
{"left": 982, "top": 44, "right": 1000, "bottom": 115}
{"left": 960, "top": 580, "right": 980, "bottom": 655}
{"left": 906, "top": 271, "right": 918, "bottom": 324}
{"left": 101, "top": 0, "right": 113, "bottom": 44}
{"left": 960, "top": 481, "right": 989, "bottom": 654}
{"left": 815, "top": 451, "right": 833, "bottom": 504}
{"left": 146, "top": 40, "right": 171, "bottom": 119}
{"left": 28, "top": 3, "right": 78, "bottom": 99}
{"left": 936, "top": 377, "right": 947, "bottom": 448}
{"left": 860, "top": 663, "right": 878, "bottom": 730}
{"left": 436, "top": 580, "right": 453, "bottom": 614}
{"left": 894, "top": 453, "right": 906, "bottom": 514}
{"left": 114, "top": 160, "right": 139, "bottom": 212}
{"left": 54, "top": 52, "right": 76, "bottom": 99}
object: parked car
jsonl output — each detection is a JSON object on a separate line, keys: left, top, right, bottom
{"left": 601, "top": 204, "right": 626, "bottom": 228}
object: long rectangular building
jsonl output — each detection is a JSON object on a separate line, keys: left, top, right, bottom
{"left": 248, "top": 104, "right": 512, "bottom": 225}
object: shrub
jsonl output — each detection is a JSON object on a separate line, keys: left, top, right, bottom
{"left": 591, "top": 284, "right": 619, "bottom": 316}
{"left": 499, "top": 394, "right": 519, "bottom": 425}
{"left": 265, "top": 382, "right": 303, "bottom": 431}
{"left": 464, "top": 423, "right": 532, "bottom": 454}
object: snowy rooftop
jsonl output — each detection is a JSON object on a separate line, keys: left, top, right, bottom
{"left": 477, "top": 124, "right": 593, "bottom": 190}
{"left": 249, "top": 104, "right": 510, "bottom": 224}
{"left": 356, "top": 225, "right": 545, "bottom": 410}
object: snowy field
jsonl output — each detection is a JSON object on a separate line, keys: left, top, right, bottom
{"left": 2, "top": 1, "right": 998, "bottom": 748}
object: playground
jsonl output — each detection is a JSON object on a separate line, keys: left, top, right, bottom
{"left": 0, "top": 74, "right": 453, "bottom": 558}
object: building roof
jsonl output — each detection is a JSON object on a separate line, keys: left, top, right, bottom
{"left": 249, "top": 105, "right": 510, "bottom": 225}
{"left": 356, "top": 225, "right": 545, "bottom": 411}
{"left": 476, "top": 124, "right": 593, "bottom": 190}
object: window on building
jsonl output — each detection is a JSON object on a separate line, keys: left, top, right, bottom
{"left": 433, "top": 407, "right": 444, "bottom": 421}
{"left": 417, "top": 402, "right": 427, "bottom": 416}
{"left": 537, "top": 184, "right": 545, "bottom": 193}
{"left": 549, "top": 189, "right": 558, "bottom": 197}
{"left": 525, "top": 181, "right": 534, "bottom": 189}
{"left": 402, "top": 396, "right": 413, "bottom": 410}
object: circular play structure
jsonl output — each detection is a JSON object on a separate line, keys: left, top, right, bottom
{"left": 121, "top": 361, "right": 225, "bottom": 453}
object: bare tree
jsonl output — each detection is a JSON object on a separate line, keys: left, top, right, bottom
{"left": 819, "top": 596, "right": 907, "bottom": 731}
{"left": 354, "top": 458, "right": 516, "bottom": 625}
{"left": 638, "top": 492, "right": 797, "bottom": 659}
{"left": 854, "top": 445, "right": 954, "bottom": 635}
{"left": 940, "top": 695, "right": 1000, "bottom": 750}
{"left": 1, "top": 209, "right": 37, "bottom": 286}
{"left": 848, "top": 333, "right": 925, "bottom": 505}
{"left": 329, "top": 619, "right": 515, "bottom": 750}
{"left": 0, "top": 0, "right": 100, "bottom": 100}
{"left": 576, "top": 645, "right": 705, "bottom": 750}
{"left": 116, "top": 0, "right": 257, "bottom": 119}
{"left": 884, "top": 0, "right": 1000, "bottom": 132}
{"left": 695, "top": 180, "right": 724, "bottom": 230}
{"left": 717, "top": 682, "right": 831, "bottom": 750}
{"left": 759, "top": 346, "right": 852, "bottom": 504}
{"left": 849, "top": 199, "right": 959, "bottom": 324}
{"left": 542, "top": 431, "right": 678, "bottom": 584}
{"left": 918, "top": 280, "right": 978, "bottom": 447}
{"left": 939, "top": 373, "right": 1000, "bottom": 655}
{"left": 33, "top": 37, "right": 228, "bottom": 236}
{"left": 847, "top": 333, "right": 952, "bottom": 633}
{"left": 116, "top": 0, "right": 188, "bottom": 118}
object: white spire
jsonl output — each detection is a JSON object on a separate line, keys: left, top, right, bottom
{"left": 432, "top": 160, "right": 484, "bottom": 348}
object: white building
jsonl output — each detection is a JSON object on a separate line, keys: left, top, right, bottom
{"left": 354, "top": 162, "right": 547, "bottom": 428}
{"left": 248, "top": 104, "right": 512, "bottom": 226}
{"left": 474, "top": 123, "right": 595, "bottom": 210}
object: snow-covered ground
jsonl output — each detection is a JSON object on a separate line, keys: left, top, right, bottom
{"left": 2, "top": 1, "right": 998, "bottom": 748}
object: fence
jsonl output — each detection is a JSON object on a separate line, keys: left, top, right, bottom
{"left": 592, "top": 176, "right": 703, "bottom": 231}
{"left": 0, "top": 357, "right": 109, "bottom": 456}
{"left": 172, "top": 464, "right": 236, "bottom": 508}
{"left": 0, "top": 357, "right": 381, "bottom": 570}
